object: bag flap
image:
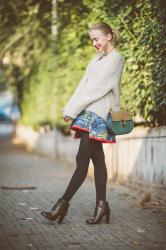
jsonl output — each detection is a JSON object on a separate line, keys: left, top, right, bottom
{"left": 110, "top": 111, "right": 132, "bottom": 121}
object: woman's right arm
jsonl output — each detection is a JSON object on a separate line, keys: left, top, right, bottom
{"left": 64, "top": 65, "right": 90, "bottom": 107}
{"left": 62, "top": 55, "right": 98, "bottom": 118}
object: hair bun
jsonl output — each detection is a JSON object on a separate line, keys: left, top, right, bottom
{"left": 112, "top": 29, "right": 120, "bottom": 45}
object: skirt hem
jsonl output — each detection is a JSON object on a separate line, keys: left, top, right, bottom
{"left": 70, "top": 125, "right": 116, "bottom": 144}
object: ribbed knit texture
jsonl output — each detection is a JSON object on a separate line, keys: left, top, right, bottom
{"left": 62, "top": 49, "right": 125, "bottom": 121}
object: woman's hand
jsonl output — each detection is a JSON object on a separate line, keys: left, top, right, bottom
{"left": 64, "top": 116, "right": 73, "bottom": 122}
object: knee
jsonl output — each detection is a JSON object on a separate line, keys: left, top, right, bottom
{"left": 92, "top": 149, "right": 105, "bottom": 163}
{"left": 76, "top": 153, "right": 81, "bottom": 165}
{"left": 76, "top": 147, "right": 90, "bottom": 163}
{"left": 75, "top": 152, "right": 89, "bottom": 176}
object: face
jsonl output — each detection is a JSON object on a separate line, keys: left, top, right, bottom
{"left": 89, "top": 29, "right": 112, "bottom": 52}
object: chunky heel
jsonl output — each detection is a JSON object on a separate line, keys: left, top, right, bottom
{"left": 105, "top": 210, "right": 110, "bottom": 224}
{"left": 57, "top": 212, "right": 67, "bottom": 224}
{"left": 86, "top": 200, "right": 110, "bottom": 225}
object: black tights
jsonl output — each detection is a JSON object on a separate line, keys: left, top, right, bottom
{"left": 62, "top": 131, "right": 107, "bottom": 202}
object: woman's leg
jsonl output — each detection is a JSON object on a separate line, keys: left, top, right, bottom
{"left": 61, "top": 131, "right": 99, "bottom": 202}
{"left": 91, "top": 143, "right": 107, "bottom": 201}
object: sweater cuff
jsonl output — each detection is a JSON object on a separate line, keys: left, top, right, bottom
{"left": 62, "top": 107, "right": 77, "bottom": 119}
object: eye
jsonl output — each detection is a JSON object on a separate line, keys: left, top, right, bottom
{"left": 90, "top": 38, "right": 98, "bottom": 42}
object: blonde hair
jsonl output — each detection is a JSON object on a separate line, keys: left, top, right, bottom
{"left": 88, "top": 21, "right": 120, "bottom": 47}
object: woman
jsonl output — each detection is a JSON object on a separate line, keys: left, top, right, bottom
{"left": 41, "top": 21, "right": 124, "bottom": 225}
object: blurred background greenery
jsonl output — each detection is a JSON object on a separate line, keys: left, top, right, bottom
{"left": 0, "top": 0, "right": 165, "bottom": 133}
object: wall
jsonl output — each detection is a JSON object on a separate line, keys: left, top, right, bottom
{"left": 15, "top": 124, "right": 166, "bottom": 197}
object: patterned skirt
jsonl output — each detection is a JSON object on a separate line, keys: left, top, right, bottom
{"left": 69, "top": 110, "right": 116, "bottom": 144}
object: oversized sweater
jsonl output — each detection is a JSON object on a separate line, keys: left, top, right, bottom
{"left": 62, "top": 49, "right": 125, "bottom": 121}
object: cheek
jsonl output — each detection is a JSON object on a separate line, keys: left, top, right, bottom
{"left": 98, "top": 38, "right": 105, "bottom": 46}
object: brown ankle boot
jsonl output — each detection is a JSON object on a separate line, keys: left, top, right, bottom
{"left": 41, "top": 198, "right": 69, "bottom": 224}
{"left": 86, "top": 200, "right": 110, "bottom": 225}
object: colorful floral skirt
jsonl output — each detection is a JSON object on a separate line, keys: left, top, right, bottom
{"left": 69, "top": 110, "right": 116, "bottom": 144}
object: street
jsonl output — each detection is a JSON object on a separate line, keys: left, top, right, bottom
{"left": 0, "top": 124, "right": 166, "bottom": 250}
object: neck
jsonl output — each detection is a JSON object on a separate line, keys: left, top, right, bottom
{"left": 104, "top": 44, "right": 115, "bottom": 55}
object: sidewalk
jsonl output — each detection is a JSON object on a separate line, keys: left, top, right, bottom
{"left": 0, "top": 138, "right": 166, "bottom": 250}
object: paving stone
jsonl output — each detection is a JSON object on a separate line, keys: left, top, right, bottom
{"left": 0, "top": 138, "right": 166, "bottom": 250}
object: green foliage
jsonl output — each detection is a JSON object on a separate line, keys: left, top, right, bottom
{"left": 0, "top": 0, "right": 52, "bottom": 108}
{"left": 0, "top": 69, "right": 7, "bottom": 91}
{"left": 21, "top": 49, "right": 56, "bottom": 129}
{"left": 0, "top": 0, "right": 165, "bottom": 131}
{"left": 54, "top": 0, "right": 166, "bottom": 128}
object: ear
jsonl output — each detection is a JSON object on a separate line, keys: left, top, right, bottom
{"left": 107, "top": 33, "right": 112, "bottom": 41}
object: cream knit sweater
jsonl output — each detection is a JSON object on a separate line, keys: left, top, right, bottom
{"left": 62, "top": 49, "right": 125, "bottom": 121}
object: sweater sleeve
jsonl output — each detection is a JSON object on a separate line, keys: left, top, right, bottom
{"left": 62, "top": 64, "right": 90, "bottom": 117}
{"left": 62, "top": 54, "right": 100, "bottom": 118}
{"left": 64, "top": 53, "right": 124, "bottom": 119}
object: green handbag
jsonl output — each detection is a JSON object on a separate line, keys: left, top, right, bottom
{"left": 106, "top": 110, "right": 134, "bottom": 135}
